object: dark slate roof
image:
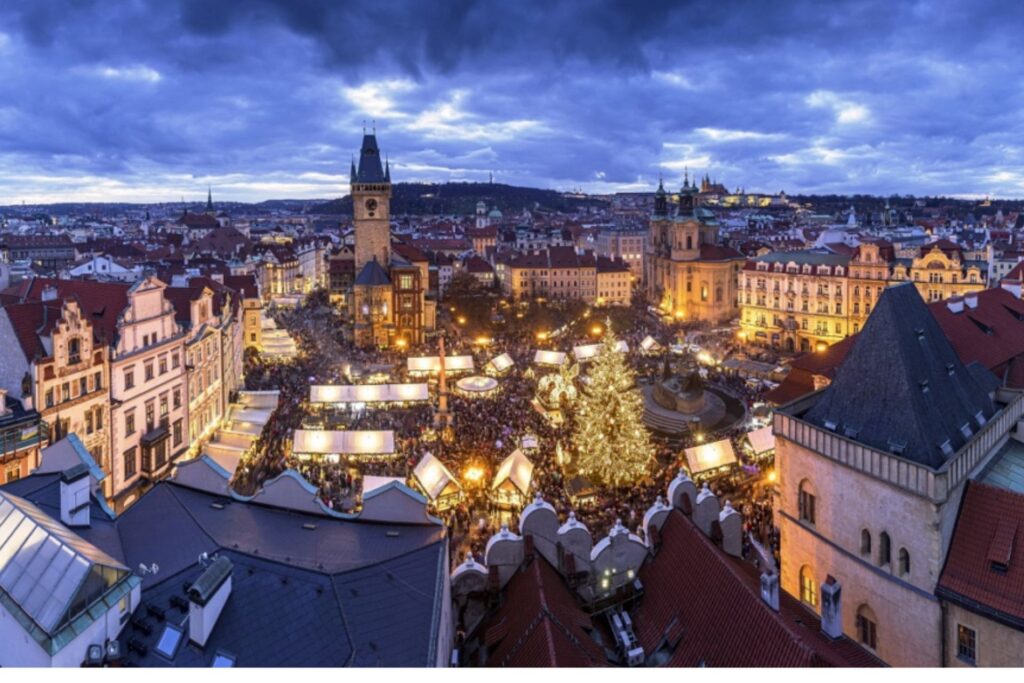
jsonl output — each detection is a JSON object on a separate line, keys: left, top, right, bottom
{"left": 354, "top": 258, "right": 392, "bottom": 286}
{"left": 355, "top": 134, "right": 386, "bottom": 183}
{"left": 801, "top": 282, "right": 997, "bottom": 469}
{"left": 0, "top": 475, "right": 447, "bottom": 667}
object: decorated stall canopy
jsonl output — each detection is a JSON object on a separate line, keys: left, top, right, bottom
{"left": 493, "top": 449, "right": 534, "bottom": 496}
{"left": 407, "top": 355, "right": 475, "bottom": 375}
{"left": 292, "top": 429, "right": 395, "bottom": 456}
{"left": 413, "top": 452, "right": 462, "bottom": 503}
{"left": 683, "top": 439, "right": 737, "bottom": 475}
{"left": 572, "top": 340, "right": 628, "bottom": 362}
{"left": 533, "top": 350, "right": 567, "bottom": 367}
{"left": 746, "top": 425, "right": 775, "bottom": 455}
{"left": 309, "top": 383, "right": 429, "bottom": 405}
{"left": 640, "top": 335, "right": 661, "bottom": 353}
{"left": 455, "top": 375, "right": 499, "bottom": 397}
{"left": 488, "top": 352, "right": 514, "bottom": 374}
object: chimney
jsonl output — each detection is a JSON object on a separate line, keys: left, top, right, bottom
{"left": 41, "top": 285, "right": 58, "bottom": 302}
{"left": 0, "top": 388, "right": 8, "bottom": 417}
{"left": 60, "top": 464, "right": 91, "bottom": 528}
{"left": 964, "top": 292, "right": 979, "bottom": 309}
{"left": 820, "top": 576, "right": 843, "bottom": 639}
{"left": 188, "top": 556, "right": 233, "bottom": 647}
{"left": 946, "top": 296, "right": 964, "bottom": 314}
{"left": 760, "top": 572, "right": 780, "bottom": 611}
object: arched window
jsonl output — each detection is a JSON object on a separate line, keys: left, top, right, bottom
{"left": 856, "top": 605, "right": 878, "bottom": 650}
{"left": 799, "top": 566, "right": 817, "bottom": 608}
{"left": 860, "top": 529, "right": 872, "bottom": 557}
{"left": 798, "top": 479, "right": 816, "bottom": 525}
{"left": 898, "top": 548, "right": 910, "bottom": 577}
{"left": 879, "top": 532, "right": 891, "bottom": 566}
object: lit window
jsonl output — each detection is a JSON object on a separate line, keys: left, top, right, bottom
{"left": 212, "top": 651, "right": 236, "bottom": 667}
{"left": 956, "top": 624, "right": 976, "bottom": 665}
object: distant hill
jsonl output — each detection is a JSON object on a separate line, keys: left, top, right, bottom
{"left": 310, "top": 182, "right": 609, "bottom": 216}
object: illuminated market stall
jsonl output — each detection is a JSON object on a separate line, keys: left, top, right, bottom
{"left": 746, "top": 425, "right": 775, "bottom": 460}
{"left": 683, "top": 438, "right": 737, "bottom": 480}
{"left": 407, "top": 355, "right": 475, "bottom": 376}
{"left": 533, "top": 350, "right": 567, "bottom": 367}
{"left": 640, "top": 335, "right": 662, "bottom": 354}
{"left": 487, "top": 352, "right": 515, "bottom": 376}
{"left": 454, "top": 375, "right": 499, "bottom": 398}
{"left": 572, "top": 340, "right": 628, "bottom": 363}
{"left": 492, "top": 449, "right": 534, "bottom": 510}
{"left": 412, "top": 452, "right": 463, "bottom": 510}
{"left": 309, "top": 383, "right": 429, "bottom": 408}
{"left": 291, "top": 429, "right": 396, "bottom": 462}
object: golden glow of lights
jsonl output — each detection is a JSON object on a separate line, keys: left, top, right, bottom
{"left": 457, "top": 316, "right": 467, "bottom": 325}
{"left": 536, "top": 331, "right": 548, "bottom": 341}
{"left": 464, "top": 466, "right": 484, "bottom": 482}
{"left": 767, "top": 470, "right": 777, "bottom": 483}
{"left": 674, "top": 310, "right": 685, "bottom": 319}
{"left": 695, "top": 432, "right": 705, "bottom": 443}
{"left": 816, "top": 341, "right": 828, "bottom": 352}
{"left": 475, "top": 336, "right": 491, "bottom": 345}
{"left": 395, "top": 338, "right": 407, "bottom": 349}
{"left": 590, "top": 324, "right": 603, "bottom": 336}
{"left": 738, "top": 330, "right": 748, "bottom": 340}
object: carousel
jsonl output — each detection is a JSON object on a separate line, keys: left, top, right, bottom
{"left": 532, "top": 361, "right": 579, "bottom": 423}
{"left": 454, "top": 375, "right": 500, "bottom": 398}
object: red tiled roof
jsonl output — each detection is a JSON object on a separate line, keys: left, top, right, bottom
{"left": 223, "top": 274, "right": 260, "bottom": 300}
{"left": 464, "top": 256, "right": 493, "bottom": 274}
{"left": 937, "top": 481, "right": 1024, "bottom": 627}
{"left": 481, "top": 556, "right": 607, "bottom": 667}
{"left": 634, "top": 511, "right": 883, "bottom": 667}
{"left": 1005, "top": 261, "right": 1024, "bottom": 282}
{"left": 2, "top": 301, "right": 66, "bottom": 360}
{"left": 698, "top": 243, "right": 744, "bottom": 261}
{"left": 596, "top": 255, "right": 630, "bottom": 273}
{"left": 1, "top": 278, "right": 129, "bottom": 345}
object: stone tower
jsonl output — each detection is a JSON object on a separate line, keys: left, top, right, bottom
{"left": 351, "top": 133, "right": 392, "bottom": 272}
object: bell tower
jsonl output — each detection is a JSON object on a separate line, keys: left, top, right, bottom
{"left": 351, "top": 132, "right": 392, "bottom": 272}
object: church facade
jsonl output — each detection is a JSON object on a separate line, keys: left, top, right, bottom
{"left": 349, "top": 133, "right": 433, "bottom": 348}
{"left": 645, "top": 176, "right": 745, "bottom": 323}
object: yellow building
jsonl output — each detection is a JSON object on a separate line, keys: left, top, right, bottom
{"left": 645, "top": 177, "right": 744, "bottom": 323}
{"left": 740, "top": 239, "right": 988, "bottom": 351}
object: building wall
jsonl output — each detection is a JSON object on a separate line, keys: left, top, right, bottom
{"left": 596, "top": 269, "right": 631, "bottom": 305}
{"left": 109, "top": 279, "right": 187, "bottom": 510}
{"left": 943, "top": 602, "right": 1024, "bottom": 667}
{"left": 776, "top": 434, "right": 944, "bottom": 666}
{"left": 352, "top": 182, "right": 392, "bottom": 272}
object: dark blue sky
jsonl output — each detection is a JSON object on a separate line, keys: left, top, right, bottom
{"left": 1, "top": 0, "right": 1022, "bottom": 203}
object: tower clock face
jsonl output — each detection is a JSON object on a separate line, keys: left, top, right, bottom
{"left": 365, "top": 198, "right": 378, "bottom": 216}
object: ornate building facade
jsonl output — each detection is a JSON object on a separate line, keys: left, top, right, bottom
{"left": 645, "top": 177, "right": 744, "bottom": 323}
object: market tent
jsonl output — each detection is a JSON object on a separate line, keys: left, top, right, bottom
{"left": 413, "top": 452, "right": 462, "bottom": 501}
{"left": 488, "top": 353, "right": 514, "bottom": 373}
{"left": 533, "top": 350, "right": 567, "bottom": 367}
{"left": 640, "top": 335, "right": 661, "bottom": 353}
{"left": 493, "top": 449, "right": 534, "bottom": 496}
{"left": 573, "top": 341, "right": 629, "bottom": 362}
{"left": 747, "top": 426, "right": 775, "bottom": 455}
{"left": 309, "top": 383, "right": 429, "bottom": 404}
{"left": 292, "top": 429, "right": 395, "bottom": 455}
{"left": 407, "top": 356, "right": 475, "bottom": 375}
{"left": 683, "top": 439, "right": 737, "bottom": 475}
{"left": 363, "top": 475, "right": 405, "bottom": 495}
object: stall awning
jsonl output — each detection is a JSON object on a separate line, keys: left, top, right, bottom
{"left": 573, "top": 341, "right": 628, "bottom": 361}
{"left": 488, "top": 352, "right": 514, "bottom": 373}
{"left": 640, "top": 335, "right": 661, "bottom": 352}
{"left": 493, "top": 449, "right": 533, "bottom": 495}
{"left": 292, "top": 429, "right": 395, "bottom": 455}
{"left": 747, "top": 426, "right": 775, "bottom": 455}
{"left": 684, "top": 439, "right": 737, "bottom": 475}
{"left": 407, "top": 355, "right": 475, "bottom": 374}
{"left": 363, "top": 476, "right": 406, "bottom": 495}
{"left": 413, "top": 452, "right": 462, "bottom": 500}
{"left": 309, "top": 383, "right": 429, "bottom": 404}
{"left": 533, "top": 350, "right": 567, "bottom": 367}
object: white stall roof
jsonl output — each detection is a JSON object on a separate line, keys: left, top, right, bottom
{"left": 533, "top": 350, "right": 567, "bottom": 366}
{"left": 640, "top": 335, "right": 661, "bottom": 352}
{"left": 413, "top": 453, "right": 462, "bottom": 501}
{"left": 573, "top": 341, "right": 628, "bottom": 361}
{"left": 0, "top": 492, "right": 128, "bottom": 634}
{"left": 292, "top": 429, "right": 395, "bottom": 455}
{"left": 407, "top": 356, "right": 475, "bottom": 374}
{"left": 489, "top": 353, "right": 514, "bottom": 373}
{"left": 747, "top": 426, "right": 776, "bottom": 455}
{"left": 455, "top": 376, "right": 498, "bottom": 393}
{"left": 684, "top": 439, "right": 737, "bottom": 475}
{"left": 309, "top": 383, "right": 428, "bottom": 404}
{"left": 362, "top": 476, "right": 406, "bottom": 495}
{"left": 493, "top": 449, "right": 534, "bottom": 495}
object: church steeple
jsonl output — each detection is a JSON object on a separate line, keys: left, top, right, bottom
{"left": 206, "top": 186, "right": 214, "bottom": 213}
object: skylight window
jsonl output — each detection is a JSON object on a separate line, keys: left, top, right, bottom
{"left": 155, "top": 624, "right": 184, "bottom": 659}
{"left": 212, "top": 651, "right": 237, "bottom": 667}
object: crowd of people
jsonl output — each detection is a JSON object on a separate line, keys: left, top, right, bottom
{"left": 237, "top": 290, "right": 782, "bottom": 570}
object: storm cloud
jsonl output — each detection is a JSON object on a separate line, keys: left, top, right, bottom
{"left": 1, "top": 0, "right": 1023, "bottom": 202}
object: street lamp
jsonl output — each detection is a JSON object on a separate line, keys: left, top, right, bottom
{"left": 590, "top": 324, "right": 603, "bottom": 336}
{"left": 457, "top": 316, "right": 467, "bottom": 325}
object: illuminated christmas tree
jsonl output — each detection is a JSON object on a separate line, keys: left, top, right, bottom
{"left": 571, "top": 320, "right": 653, "bottom": 486}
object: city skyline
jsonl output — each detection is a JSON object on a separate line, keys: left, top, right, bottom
{"left": 2, "top": 0, "right": 1024, "bottom": 203}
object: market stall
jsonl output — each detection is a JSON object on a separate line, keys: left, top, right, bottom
{"left": 492, "top": 449, "right": 534, "bottom": 509}
{"left": 683, "top": 438, "right": 737, "bottom": 479}
{"left": 412, "top": 452, "right": 463, "bottom": 511}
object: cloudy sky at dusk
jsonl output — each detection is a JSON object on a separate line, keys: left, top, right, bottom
{"left": 1, "top": 0, "right": 1022, "bottom": 203}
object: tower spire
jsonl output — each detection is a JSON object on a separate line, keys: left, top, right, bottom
{"left": 206, "top": 185, "right": 213, "bottom": 212}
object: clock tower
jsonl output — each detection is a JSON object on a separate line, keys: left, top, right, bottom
{"left": 351, "top": 132, "right": 392, "bottom": 272}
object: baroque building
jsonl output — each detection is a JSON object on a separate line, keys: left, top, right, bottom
{"left": 645, "top": 176, "right": 745, "bottom": 323}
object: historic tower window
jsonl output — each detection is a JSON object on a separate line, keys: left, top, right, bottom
{"left": 898, "top": 548, "right": 910, "bottom": 577}
{"left": 798, "top": 479, "right": 816, "bottom": 525}
{"left": 860, "top": 529, "right": 872, "bottom": 557}
{"left": 878, "top": 532, "right": 891, "bottom": 566}
{"left": 68, "top": 337, "right": 81, "bottom": 365}
{"left": 856, "top": 605, "right": 878, "bottom": 650}
{"left": 799, "top": 566, "right": 817, "bottom": 608}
